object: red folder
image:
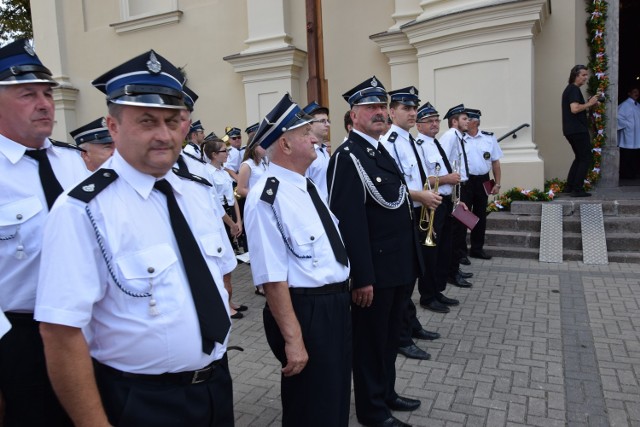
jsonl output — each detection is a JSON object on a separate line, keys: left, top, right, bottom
{"left": 483, "top": 179, "right": 496, "bottom": 196}
{"left": 452, "top": 205, "right": 480, "bottom": 231}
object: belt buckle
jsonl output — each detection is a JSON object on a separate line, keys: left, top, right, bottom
{"left": 191, "top": 366, "right": 211, "bottom": 384}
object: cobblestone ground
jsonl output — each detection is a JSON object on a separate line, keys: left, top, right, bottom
{"left": 227, "top": 258, "right": 640, "bottom": 427}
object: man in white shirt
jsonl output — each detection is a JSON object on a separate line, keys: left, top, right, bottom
{"left": 303, "top": 101, "right": 331, "bottom": 200}
{"left": 36, "top": 50, "right": 234, "bottom": 427}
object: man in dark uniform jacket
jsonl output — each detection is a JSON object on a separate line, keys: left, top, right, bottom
{"left": 327, "top": 76, "right": 423, "bottom": 427}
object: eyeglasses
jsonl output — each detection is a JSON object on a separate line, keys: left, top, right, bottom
{"left": 216, "top": 149, "right": 228, "bottom": 153}
{"left": 418, "top": 118, "right": 441, "bottom": 124}
{"left": 316, "top": 119, "right": 331, "bottom": 125}
{"left": 230, "top": 136, "right": 241, "bottom": 140}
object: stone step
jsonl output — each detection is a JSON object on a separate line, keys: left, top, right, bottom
{"left": 484, "top": 230, "right": 640, "bottom": 252}
{"left": 487, "top": 212, "right": 640, "bottom": 233}
{"left": 509, "top": 200, "right": 640, "bottom": 216}
{"left": 483, "top": 244, "right": 640, "bottom": 264}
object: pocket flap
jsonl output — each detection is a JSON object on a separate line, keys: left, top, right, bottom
{"left": 291, "top": 223, "right": 325, "bottom": 246}
{"left": 200, "top": 232, "right": 226, "bottom": 258}
{"left": 0, "top": 196, "right": 43, "bottom": 226}
{"left": 116, "top": 244, "right": 178, "bottom": 279}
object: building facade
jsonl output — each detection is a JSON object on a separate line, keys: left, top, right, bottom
{"left": 31, "top": 0, "right": 616, "bottom": 190}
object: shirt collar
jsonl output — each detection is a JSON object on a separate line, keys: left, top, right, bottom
{"left": 416, "top": 133, "right": 434, "bottom": 144}
{"left": 0, "top": 135, "right": 53, "bottom": 165}
{"left": 111, "top": 150, "right": 184, "bottom": 199}
{"left": 268, "top": 162, "right": 307, "bottom": 192}
{"left": 389, "top": 124, "right": 411, "bottom": 141}
{"left": 353, "top": 129, "right": 379, "bottom": 148}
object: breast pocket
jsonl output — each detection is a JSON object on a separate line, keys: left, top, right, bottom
{"left": 0, "top": 196, "right": 42, "bottom": 232}
{"left": 290, "top": 223, "right": 325, "bottom": 258}
{"left": 114, "top": 244, "right": 184, "bottom": 315}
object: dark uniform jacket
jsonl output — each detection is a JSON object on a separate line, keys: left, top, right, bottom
{"left": 327, "top": 131, "right": 423, "bottom": 289}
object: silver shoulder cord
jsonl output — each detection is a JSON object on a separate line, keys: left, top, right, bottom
{"left": 349, "top": 153, "right": 408, "bottom": 210}
{"left": 85, "top": 205, "right": 151, "bottom": 298}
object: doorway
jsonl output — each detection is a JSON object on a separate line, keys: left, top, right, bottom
{"left": 618, "top": 0, "right": 640, "bottom": 184}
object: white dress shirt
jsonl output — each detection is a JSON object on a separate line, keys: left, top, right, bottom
{"left": 0, "top": 135, "right": 87, "bottom": 312}
{"left": 245, "top": 163, "right": 350, "bottom": 288}
{"left": 305, "top": 143, "right": 330, "bottom": 201}
{"left": 381, "top": 125, "right": 423, "bottom": 207}
{"left": 35, "top": 151, "right": 231, "bottom": 373}
{"left": 465, "top": 130, "right": 503, "bottom": 176}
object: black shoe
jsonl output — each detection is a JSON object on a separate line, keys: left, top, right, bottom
{"left": 436, "top": 293, "right": 459, "bottom": 306}
{"left": 387, "top": 396, "right": 421, "bottom": 412}
{"left": 448, "top": 273, "right": 472, "bottom": 288}
{"left": 458, "top": 269, "right": 473, "bottom": 279}
{"left": 230, "top": 311, "right": 244, "bottom": 319}
{"left": 363, "top": 416, "right": 412, "bottom": 427}
{"left": 233, "top": 304, "right": 248, "bottom": 312}
{"left": 570, "top": 190, "right": 592, "bottom": 198}
{"left": 419, "top": 299, "right": 450, "bottom": 313}
{"left": 459, "top": 256, "right": 471, "bottom": 265}
{"left": 469, "top": 250, "right": 492, "bottom": 260}
{"left": 412, "top": 328, "right": 440, "bottom": 340}
{"left": 398, "top": 344, "right": 431, "bottom": 360}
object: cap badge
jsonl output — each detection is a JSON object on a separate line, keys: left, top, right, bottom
{"left": 23, "top": 42, "right": 35, "bottom": 57}
{"left": 146, "top": 52, "right": 162, "bottom": 74}
{"left": 409, "top": 87, "right": 415, "bottom": 95}
{"left": 82, "top": 183, "right": 95, "bottom": 193}
{"left": 101, "top": 117, "right": 107, "bottom": 128}
{"left": 371, "top": 77, "right": 378, "bottom": 88}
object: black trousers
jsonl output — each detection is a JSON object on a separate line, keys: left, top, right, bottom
{"left": 398, "top": 282, "right": 423, "bottom": 348}
{"left": 352, "top": 285, "right": 406, "bottom": 425}
{"left": 565, "top": 132, "right": 592, "bottom": 191}
{"left": 418, "top": 197, "right": 453, "bottom": 304}
{"left": 263, "top": 290, "right": 352, "bottom": 427}
{"left": 452, "top": 176, "right": 489, "bottom": 259}
{"left": 0, "top": 313, "right": 72, "bottom": 427}
{"left": 93, "top": 356, "right": 234, "bottom": 427}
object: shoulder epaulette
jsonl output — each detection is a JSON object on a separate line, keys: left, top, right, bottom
{"left": 260, "top": 177, "right": 279, "bottom": 205}
{"left": 481, "top": 131, "right": 494, "bottom": 136}
{"left": 387, "top": 132, "right": 398, "bottom": 143}
{"left": 51, "top": 139, "right": 85, "bottom": 152}
{"left": 172, "top": 167, "right": 212, "bottom": 187}
{"left": 68, "top": 168, "right": 118, "bottom": 203}
{"left": 183, "top": 151, "right": 206, "bottom": 164}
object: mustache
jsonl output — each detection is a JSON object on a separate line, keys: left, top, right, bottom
{"left": 372, "top": 115, "right": 387, "bottom": 123}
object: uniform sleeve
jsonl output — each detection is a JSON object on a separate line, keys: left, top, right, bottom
{"left": 35, "top": 198, "right": 106, "bottom": 327}
{"left": 327, "top": 151, "right": 375, "bottom": 288}
{"left": 244, "top": 191, "right": 289, "bottom": 286}
{"left": 490, "top": 136, "right": 503, "bottom": 160}
{"left": 618, "top": 102, "right": 632, "bottom": 131}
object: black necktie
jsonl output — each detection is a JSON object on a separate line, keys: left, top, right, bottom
{"left": 457, "top": 133, "right": 470, "bottom": 176}
{"left": 154, "top": 179, "right": 230, "bottom": 354}
{"left": 433, "top": 138, "right": 453, "bottom": 174}
{"left": 409, "top": 135, "right": 427, "bottom": 186}
{"left": 306, "top": 178, "right": 349, "bottom": 267}
{"left": 24, "top": 149, "right": 64, "bottom": 210}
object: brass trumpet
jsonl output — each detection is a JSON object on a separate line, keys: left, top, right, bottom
{"left": 424, "top": 165, "right": 440, "bottom": 246}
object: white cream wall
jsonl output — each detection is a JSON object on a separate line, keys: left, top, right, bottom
{"left": 534, "top": 0, "right": 592, "bottom": 183}
{"left": 34, "top": 0, "right": 252, "bottom": 140}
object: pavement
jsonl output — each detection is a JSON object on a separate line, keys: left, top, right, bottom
{"left": 226, "top": 255, "right": 640, "bottom": 427}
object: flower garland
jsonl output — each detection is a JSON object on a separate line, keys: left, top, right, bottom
{"left": 487, "top": 1, "right": 609, "bottom": 213}
{"left": 585, "top": 0, "right": 608, "bottom": 189}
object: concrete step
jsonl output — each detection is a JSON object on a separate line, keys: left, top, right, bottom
{"left": 510, "top": 200, "right": 640, "bottom": 217}
{"left": 485, "top": 231, "right": 640, "bottom": 251}
{"left": 484, "top": 244, "right": 640, "bottom": 264}
{"left": 487, "top": 213, "right": 640, "bottom": 233}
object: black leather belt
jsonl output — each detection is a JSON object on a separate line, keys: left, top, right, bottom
{"left": 94, "top": 355, "right": 225, "bottom": 385}
{"left": 4, "top": 312, "right": 35, "bottom": 322}
{"left": 468, "top": 173, "right": 490, "bottom": 180}
{"left": 289, "top": 280, "right": 350, "bottom": 295}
